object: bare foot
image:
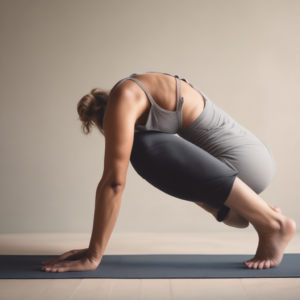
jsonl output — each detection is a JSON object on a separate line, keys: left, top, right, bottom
{"left": 243, "top": 216, "right": 296, "bottom": 269}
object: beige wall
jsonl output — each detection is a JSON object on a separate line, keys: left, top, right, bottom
{"left": 0, "top": 0, "right": 299, "bottom": 233}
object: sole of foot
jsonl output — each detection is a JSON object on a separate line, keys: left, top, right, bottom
{"left": 243, "top": 215, "right": 296, "bottom": 269}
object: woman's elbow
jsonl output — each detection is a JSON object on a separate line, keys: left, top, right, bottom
{"left": 110, "top": 182, "right": 125, "bottom": 193}
{"left": 98, "top": 177, "right": 126, "bottom": 193}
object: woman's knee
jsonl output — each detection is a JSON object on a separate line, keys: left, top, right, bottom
{"left": 217, "top": 146, "right": 275, "bottom": 195}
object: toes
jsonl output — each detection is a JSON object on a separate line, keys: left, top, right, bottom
{"left": 264, "top": 260, "right": 271, "bottom": 269}
{"left": 244, "top": 257, "right": 273, "bottom": 270}
{"left": 258, "top": 260, "right": 265, "bottom": 270}
{"left": 247, "top": 260, "right": 255, "bottom": 268}
{"left": 243, "top": 258, "right": 255, "bottom": 268}
{"left": 245, "top": 258, "right": 254, "bottom": 263}
{"left": 252, "top": 260, "right": 260, "bottom": 269}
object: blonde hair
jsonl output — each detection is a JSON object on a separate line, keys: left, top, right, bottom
{"left": 77, "top": 88, "right": 110, "bottom": 135}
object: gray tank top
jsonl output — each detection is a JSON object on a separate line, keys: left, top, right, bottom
{"left": 112, "top": 72, "right": 189, "bottom": 134}
{"left": 112, "top": 71, "right": 208, "bottom": 134}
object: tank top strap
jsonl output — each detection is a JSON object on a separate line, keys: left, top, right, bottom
{"left": 176, "top": 77, "right": 182, "bottom": 109}
{"left": 121, "top": 77, "right": 156, "bottom": 106}
{"left": 175, "top": 77, "right": 184, "bottom": 126}
{"left": 115, "top": 74, "right": 184, "bottom": 130}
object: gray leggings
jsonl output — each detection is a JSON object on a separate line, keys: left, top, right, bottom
{"left": 130, "top": 96, "right": 276, "bottom": 221}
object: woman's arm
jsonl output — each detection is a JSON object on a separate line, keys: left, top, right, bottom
{"left": 86, "top": 88, "right": 141, "bottom": 261}
{"left": 86, "top": 177, "right": 126, "bottom": 264}
{"left": 42, "top": 88, "right": 142, "bottom": 272}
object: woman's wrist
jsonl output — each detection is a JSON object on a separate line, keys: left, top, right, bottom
{"left": 86, "top": 247, "right": 103, "bottom": 264}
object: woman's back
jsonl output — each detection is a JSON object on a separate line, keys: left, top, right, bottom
{"left": 110, "top": 72, "right": 206, "bottom": 133}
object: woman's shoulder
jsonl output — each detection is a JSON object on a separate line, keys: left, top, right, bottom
{"left": 110, "top": 73, "right": 149, "bottom": 96}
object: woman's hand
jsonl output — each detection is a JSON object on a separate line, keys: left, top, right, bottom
{"left": 41, "top": 248, "right": 101, "bottom": 273}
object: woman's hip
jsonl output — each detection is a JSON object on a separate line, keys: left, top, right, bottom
{"left": 130, "top": 130, "right": 238, "bottom": 209}
{"left": 130, "top": 130, "right": 275, "bottom": 199}
{"left": 216, "top": 141, "right": 276, "bottom": 194}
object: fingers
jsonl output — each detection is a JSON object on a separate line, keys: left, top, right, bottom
{"left": 42, "top": 255, "right": 65, "bottom": 266}
{"left": 42, "top": 261, "right": 70, "bottom": 273}
{"left": 41, "top": 257, "right": 98, "bottom": 273}
{"left": 42, "top": 257, "right": 60, "bottom": 266}
{"left": 42, "top": 260, "right": 95, "bottom": 273}
{"left": 42, "top": 250, "right": 76, "bottom": 266}
{"left": 42, "top": 249, "right": 89, "bottom": 266}
{"left": 42, "top": 258, "right": 52, "bottom": 265}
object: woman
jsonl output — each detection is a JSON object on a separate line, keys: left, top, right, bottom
{"left": 42, "top": 71, "right": 296, "bottom": 273}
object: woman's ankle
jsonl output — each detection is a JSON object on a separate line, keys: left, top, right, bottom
{"left": 253, "top": 214, "right": 284, "bottom": 235}
{"left": 223, "top": 177, "right": 286, "bottom": 231}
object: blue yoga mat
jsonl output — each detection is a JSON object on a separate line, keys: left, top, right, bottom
{"left": 0, "top": 254, "right": 299, "bottom": 279}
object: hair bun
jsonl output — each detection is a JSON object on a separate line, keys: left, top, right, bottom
{"left": 77, "top": 87, "right": 110, "bottom": 135}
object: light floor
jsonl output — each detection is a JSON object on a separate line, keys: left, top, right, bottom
{"left": 0, "top": 231, "right": 299, "bottom": 300}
